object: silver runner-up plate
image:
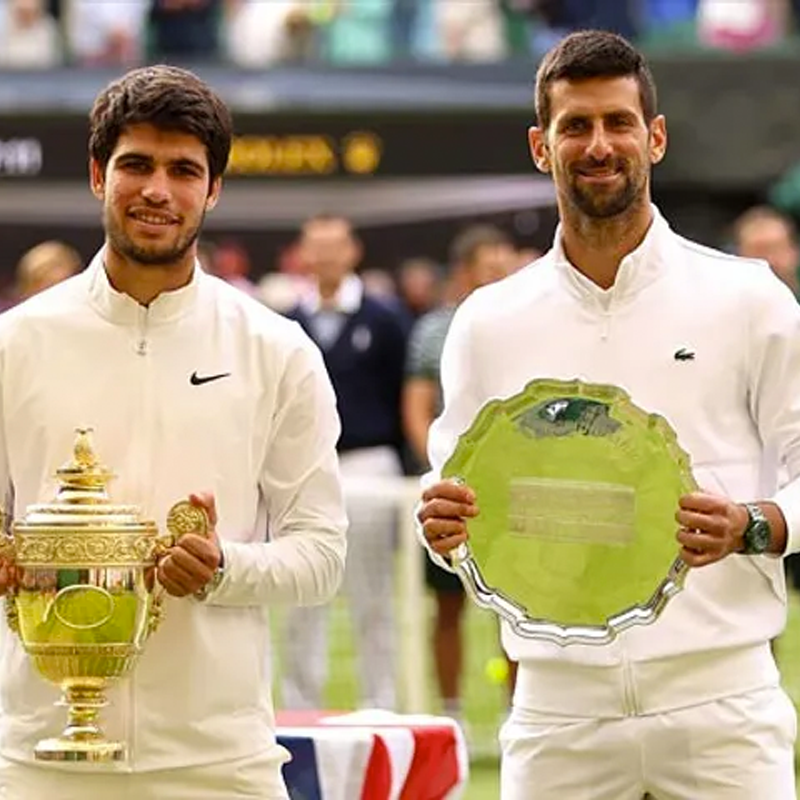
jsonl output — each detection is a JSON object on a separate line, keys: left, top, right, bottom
{"left": 441, "top": 378, "right": 698, "bottom": 646}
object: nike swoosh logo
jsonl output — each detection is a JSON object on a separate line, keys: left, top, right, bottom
{"left": 190, "top": 371, "right": 231, "bottom": 386}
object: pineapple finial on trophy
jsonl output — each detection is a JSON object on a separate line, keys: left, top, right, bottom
{"left": 72, "top": 428, "right": 98, "bottom": 470}
{"left": 55, "top": 428, "right": 114, "bottom": 499}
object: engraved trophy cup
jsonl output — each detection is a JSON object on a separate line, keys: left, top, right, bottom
{"left": 443, "top": 379, "right": 698, "bottom": 646}
{"left": 0, "top": 428, "right": 208, "bottom": 762}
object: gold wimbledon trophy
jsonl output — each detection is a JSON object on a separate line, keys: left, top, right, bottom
{"left": 0, "top": 429, "right": 208, "bottom": 763}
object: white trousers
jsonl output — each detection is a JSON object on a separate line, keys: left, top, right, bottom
{"left": 499, "top": 686, "right": 797, "bottom": 799}
{"left": 281, "top": 446, "right": 400, "bottom": 710}
{"left": 0, "top": 750, "right": 290, "bottom": 800}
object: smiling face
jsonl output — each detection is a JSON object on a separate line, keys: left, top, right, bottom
{"left": 529, "top": 76, "right": 667, "bottom": 221}
{"left": 90, "top": 122, "right": 220, "bottom": 270}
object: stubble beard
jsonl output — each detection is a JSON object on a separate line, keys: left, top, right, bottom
{"left": 567, "top": 166, "right": 645, "bottom": 220}
{"left": 105, "top": 207, "right": 203, "bottom": 267}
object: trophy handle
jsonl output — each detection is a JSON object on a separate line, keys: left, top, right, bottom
{"left": 164, "top": 501, "right": 210, "bottom": 545}
{"left": 147, "top": 501, "right": 212, "bottom": 636}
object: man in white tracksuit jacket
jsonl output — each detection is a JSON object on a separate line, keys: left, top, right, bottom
{"left": 0, "top": 66, "right": 347, "bottom": 799}
{"left": 419, "top": 31, "right": 800, "bottom": 799}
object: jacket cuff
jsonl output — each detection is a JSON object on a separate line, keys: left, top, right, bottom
{"left": 771, "top": 483, "right": 800, "bottom": 555}
{"left": 193, "top": 540, "right": 230, "bottom": 603}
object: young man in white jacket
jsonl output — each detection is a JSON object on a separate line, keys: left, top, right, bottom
{"left": 418, "top": 30, "right": 800, "bottom": 799}
{"left": 0, "top": 65, "right": 347, "bottom": 799}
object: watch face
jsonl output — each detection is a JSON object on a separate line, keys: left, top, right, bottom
{"left": 745, "top": 512, "right": 771, "bottom": 554}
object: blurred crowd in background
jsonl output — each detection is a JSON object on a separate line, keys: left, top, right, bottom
{"left": 3, "top": 0, "right": 800, "bottom": 70}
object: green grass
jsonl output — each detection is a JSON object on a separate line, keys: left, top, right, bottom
{"left": 276, "top": 590, "right": 800, "bottom": 799}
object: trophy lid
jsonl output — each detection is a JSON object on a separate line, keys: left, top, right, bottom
{"left": 14, "top": 429, "right": 155, "bottom": 531}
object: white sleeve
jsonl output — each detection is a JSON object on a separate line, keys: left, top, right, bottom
{"left": 418, "top": 299, "right": 483, "bottom": 571}
{"left": 747, "top": 272, "right": 800, "bottom": 554}
{"left": 206, "top": 334, "right": 347, "bottom": 606}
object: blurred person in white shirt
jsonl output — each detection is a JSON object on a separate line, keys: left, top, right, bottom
{"left": 65, "top": 0, "right": 147, "bottom": 66}
{"left": 224, "top": 0, "right": 315, "bottom": 67}
{"left": 0, "top": 0, "right": 62, "bottom": 69}
{"left": 435, "top": 0, "right": 507, "bottom": 61}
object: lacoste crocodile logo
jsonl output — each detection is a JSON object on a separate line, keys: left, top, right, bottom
{"left": 190, "top": 371, "right": 231, "bottom": 386}
{"left": 673, "top": 348, "right": 695, "bottom": 361}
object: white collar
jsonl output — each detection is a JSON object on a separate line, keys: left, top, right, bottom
{"left": 551, "top": 204, "right": 671, "bottom": 307}
{"left": 85, "top": 247, "right": 204, "bottom": 326}
{"left": 302, "top": 274, "right": 363, "bottom": 315}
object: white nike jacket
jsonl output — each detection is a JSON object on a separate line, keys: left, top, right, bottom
{"left": 425, "top": 207, "right": 800, "bottom": 711}
{"left": 0, "top": 251, "right": 347, "bottom": 771}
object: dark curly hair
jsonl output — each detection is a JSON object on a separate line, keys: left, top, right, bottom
{"left": 89, "top": 65, "right": 233, "bottom": 185}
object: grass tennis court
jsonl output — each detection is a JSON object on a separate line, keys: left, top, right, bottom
{"left": 276, "top": 588, "right": 800, "bottom": 799}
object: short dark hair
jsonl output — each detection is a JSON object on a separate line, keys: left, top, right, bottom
{"left": 449, "top": 224, "right": 512, "bottom": 266}
{"left": 89, "top": 65, "right": 233, "bottom": 183}
{"left": 535, "top": 30, "right": 657, "bottom": 131}
{"left": 732, "top": 205, "right": 798, "bottom": 247}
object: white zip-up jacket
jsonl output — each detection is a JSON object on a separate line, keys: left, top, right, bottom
{"left": 0, "top": 251, "right": 347, "bottom": 771}
{"left": 425, "top": 208, "right": 800, "bottom": 708}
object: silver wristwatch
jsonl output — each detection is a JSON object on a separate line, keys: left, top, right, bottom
{"left": 194, "top": 550, "right": 226, "bottom": 601}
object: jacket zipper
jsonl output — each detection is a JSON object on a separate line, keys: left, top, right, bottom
{"left": 621, "top": 654, "right": 641, "bottom": 716}
{"left": 600, "top": 311, "right": 612, "bottom": 341}
{"left": 135, "top": 306, "right": 149, "bottom": 356}
{"left": 599, "top": 293, "right": 615, "bottom": 341}
{"left": 128, "top": 304, "right": 153, "bottom": 767}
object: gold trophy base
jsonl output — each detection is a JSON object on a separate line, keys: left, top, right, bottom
{"left": 35, "top": 684, "right": 125, "bottom": 763}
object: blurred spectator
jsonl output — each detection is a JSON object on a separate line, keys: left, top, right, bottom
{"left": 257, "top": 241, "right": 314, "bottom": 313}
{"left": 390, "top": 0, "right": 419, "bottom": 58}
{"left": 362, "top": 267, "right": 412, "bottom": 324}
{"left": 319, "top": 0, "right": 392, "bottom": 64}
{"left": 65, "top": 0, "right": 146, "bottom": 66}
{"left": 282, "top": 213, "right": 407, "bottom": 712}
{"left": 14, "top": 240, "right": 82, "bottom": 302}
{"left": 642, "top": 0, "right": 698, "bottom": 43}
{"left": 698, "top": 0, "right": 789, "bottom": 51}
{"left": 406, "top": 0, "right": 440, "bottom": 59}
{"left": 732, "top": 205, "right": 800, "bottom": 294}
{"left": 403, "top": 223, "right": 517, "bottom": 722}
{"left": 258, "top": 272, "right": 305, "bottom": 314}
{"left": 361, "top": 266, "right": 397, "bottom": 300}
{"left": 446, "top": 223, "right": 517, "bottom": 302}
{"left": 148, "top": 0, "right": 221, "bottom": 61}
{"left": 732, "top": 204, "right": 800, "bottom": 597}
{"left": 396, "top": 256, "right": 442, "bottom": 320}
{"left": 435, "top": 0, "right": 507, "bottom": 61}
{"left": 208, "top": 238, "right": 261, "bottom": 298}
{"left": 508, "top": 0, "right": 640, "bottom": 57}
{"left": 0, "top": 0, "right": 62, "bottom": 69}
{"left": 224, "top": 0, "right": 315, "bottom": 67}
